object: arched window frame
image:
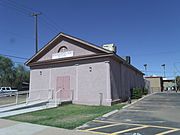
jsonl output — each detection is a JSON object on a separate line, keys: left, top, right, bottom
{"left": 58, "top": 46, "right": 68, "bottom": 53}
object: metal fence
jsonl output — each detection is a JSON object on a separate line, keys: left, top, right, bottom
{"left": 0, "top": 91, "right": 28, "bottom": 107}
{"left": 0, "top": 89, "right": 74, "bottom": 108}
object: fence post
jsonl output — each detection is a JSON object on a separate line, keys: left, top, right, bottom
{"left": 26, "top": 92, "right": 29, "bottom": 104}
{"left": 99, "top": 93, "right": 103, "bottom": 106}
{"left": 15, "top": 92, "right": 18, "bottom": 104}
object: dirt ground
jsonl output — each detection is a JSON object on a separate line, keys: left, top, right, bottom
{"left": 0, "top": 94, "right": 27, "bottom": 106}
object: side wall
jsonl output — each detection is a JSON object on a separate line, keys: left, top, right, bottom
{"left": 110, "top": 59, "right": 145, "bottom": 101}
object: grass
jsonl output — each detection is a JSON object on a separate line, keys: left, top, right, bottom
{"left": 6, "top": 103, "right": 125, "bottom": 129}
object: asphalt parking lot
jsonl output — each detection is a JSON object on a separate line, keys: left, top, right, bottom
{"left": 78, "top": 92, "right": 180, "bottom": 135}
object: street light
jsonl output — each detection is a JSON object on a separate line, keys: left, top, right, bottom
{"left": 144, "top": 64, "right": 147, "bottom": 76}
{"left": 161, "top": 64, "right": 166, "bottom": 78}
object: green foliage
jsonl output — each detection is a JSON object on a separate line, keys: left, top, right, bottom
{"left": 143, "top": 88, "right": 148, "bottom": 95}
{"left": 0, "top": 56, "right": 29, "bottom": 90}
{"left": 131, "top": 88, "right": 143, "bottom": 99}
{"left": 13, "top": 65, "right": 29, "bottom": 90}
{"left": 176, "top": 76, "right": 180, "bottom": 90}
{"left": 0, "top": 56, "right": 15, "bottom": 86}
{"left": 7, "top": 104, "right": 125, "bottom": 129}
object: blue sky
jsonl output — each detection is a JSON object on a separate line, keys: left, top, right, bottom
{"left": 0, "top": 0, "right": 180, "bottom": 78}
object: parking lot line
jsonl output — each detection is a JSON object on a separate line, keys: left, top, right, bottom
{"left": 85, "top": 123, "right": 123, "bottom": 131}
{"left": 77, "top": 129, "right": 108, "bottom": 135}
{"left": 156, "top": 129, "right": 180, "bottom": 135}
{"left": 93, "top": 120, "right": 180, "bottom": 130}
{"left": 109, "top": 125, "right": 149, "bottom": 135}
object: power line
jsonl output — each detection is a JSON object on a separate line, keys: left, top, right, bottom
{"left": 6, "top": 0, "right": 35, "bottom": 13}
{"left": 41, "top": 17, "right": 59, "bottom": 34}
{"left": 1, "top": 0, "right": 62, "bottom": 33}
{"left": 0, "top": 0, "right": 30, "bottom": 16}
{"left": 0, "top": 29, "right": 34, "bottom": 40}
{"left": 42, "top": 14, "right": 65, "bottom": 33}
{"left": 174, "top": 62, "right": 180, "bottom": 74}
{"left": 0, "top": 53, "right": 28, "bottom": 60}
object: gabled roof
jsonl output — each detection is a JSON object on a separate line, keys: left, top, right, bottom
{"left": 26, "top": 32, "right": 144, "bottom": 75}
{"left": 25, "top": 32, "right": 112, "bottom": 65}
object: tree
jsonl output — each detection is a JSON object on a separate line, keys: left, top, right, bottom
{"left": 13, "top": 64, "right": 29, "bottom": 90}
{"left": 0, "top": 56, "right": 29, "bottom": 90}
{"left": 176, "top": 76, "right": 180, "bottom": 90}
{"left": 0, "top": 56, "right": 15, "bottom": 87}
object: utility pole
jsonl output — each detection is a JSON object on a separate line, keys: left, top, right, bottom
{"left": 161, "top": 64, "right": 166, "bottom": 78}
{"left": 32, "top": 12, "right": 41, "bottom": 53}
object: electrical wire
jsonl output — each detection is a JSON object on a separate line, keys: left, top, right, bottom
{"left": 1, "top": 0, "right": 63, "bottom": 35}
{"left": 0, "top": 0, "right": 30, "bottom": 16}
{"left": 0, "top": 53, "right": 28, "bottom": 60}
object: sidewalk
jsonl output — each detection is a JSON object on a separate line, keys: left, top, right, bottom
{"left": 0, "top": 119, "right": 96, "bottom": 135}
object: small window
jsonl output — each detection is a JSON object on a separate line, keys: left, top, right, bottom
{"left": 58, "top": 46, "right": 68, "bottom": 53}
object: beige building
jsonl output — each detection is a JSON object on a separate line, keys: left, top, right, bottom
{"left": 145, "top": 76, "right": 163, "bottom": 93}
{"left": 26, "top": 33, "right": 145, "bottom": 106}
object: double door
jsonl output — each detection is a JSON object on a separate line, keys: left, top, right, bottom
{"left": 56, "top": 76, "right": 71, "bottom": 101}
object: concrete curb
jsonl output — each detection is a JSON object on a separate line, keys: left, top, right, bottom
{"left": 76, "top": 109, "right": 119, "bottom": 129}
{"left": 102, "top": 109, "right": 119, "bottom": 118}
{"left": 99, "top": 93, "right": 156, "bottom": 119}
{"left": 122, "top": 92, "right": 156, "bottom": 109}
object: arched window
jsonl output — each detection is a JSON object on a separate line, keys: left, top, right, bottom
{"left": 58, "top": 46, "right": 68, "bottom": 53}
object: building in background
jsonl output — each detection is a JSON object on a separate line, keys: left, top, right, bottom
{"left": 145, "top": 76, "right": 163, "bottom": 93}
{"left": 163, "top": 78, "right": 175, "bottom": 91}
{"left": 26, "top": 33, "right": 144, "bottom": 106}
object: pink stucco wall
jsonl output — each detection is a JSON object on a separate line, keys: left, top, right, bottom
{"left": 29, "top": 58, "right": 111, "bottom": 106}
{"left": 38, "top": 40, "right": 96, "bottom": 62}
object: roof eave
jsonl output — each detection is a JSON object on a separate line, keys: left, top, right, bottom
{"left": 25, "top": 32, "right": 112, "bottom": 66}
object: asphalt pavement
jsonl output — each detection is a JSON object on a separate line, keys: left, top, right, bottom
{"left": 79, "top": 92, "right": 180, "bottom": 135}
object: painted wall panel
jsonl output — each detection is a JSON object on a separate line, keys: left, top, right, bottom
{"left": 110, "top": 59, "right": 144, "bottom": 101}
{"left": 38, "top": 40, "right": 96, "bottom": 61}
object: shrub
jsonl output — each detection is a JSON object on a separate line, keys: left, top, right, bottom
{"left": 131, "top": 88, "right": 143, "bottom": 99}
{"left": 143, "top": 88, "right": 148, "bottom": 95}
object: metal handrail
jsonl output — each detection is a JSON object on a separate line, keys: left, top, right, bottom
{"left": 26, "top": 89, "right": 73, "bottom": 106}
{"left": 54, "top": 89, "right": 74, "bottom": 106}
{"left": 26, "top": 89, "right": 52, "bottom": 103}
{"left": 54, "top": 89, "right": 61, "bottom": 106}
{"left": 0, "top": 91, "right": 28, "bottom": 108}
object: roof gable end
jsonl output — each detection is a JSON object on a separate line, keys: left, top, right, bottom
{"left": 26, "top": 32, "right": 112, "bottom": 65}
